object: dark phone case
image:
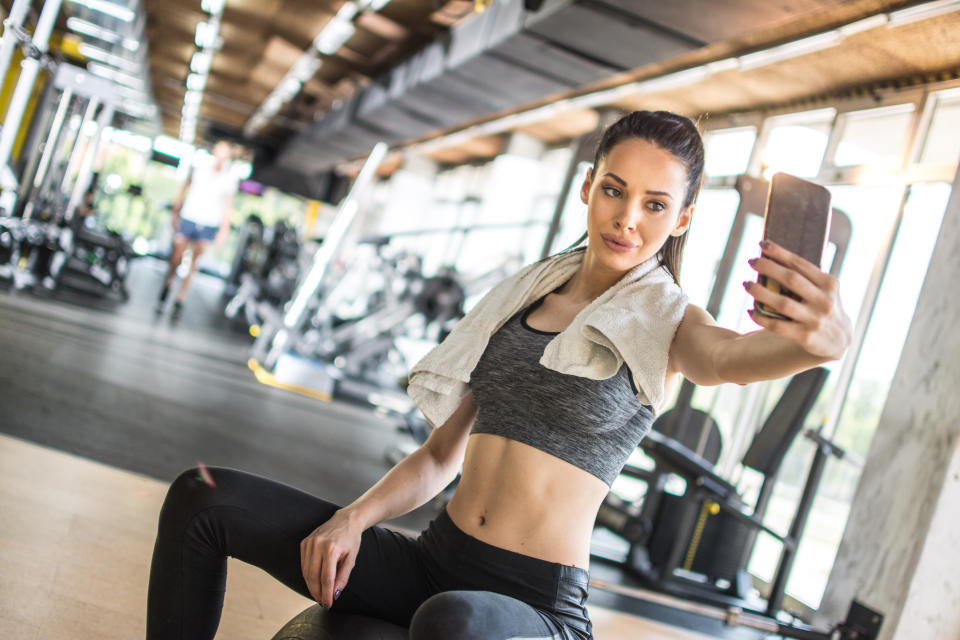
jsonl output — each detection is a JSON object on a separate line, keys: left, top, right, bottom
{"left": 755, "top": 173, "right": 832, "bottom": 319}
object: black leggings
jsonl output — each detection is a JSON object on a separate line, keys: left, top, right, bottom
{"left": 146, "top": 467, "right": 594, "bottom": 639}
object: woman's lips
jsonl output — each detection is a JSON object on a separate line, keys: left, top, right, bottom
{"left": 601, "top": 233, "right": 636, "bottom": 253}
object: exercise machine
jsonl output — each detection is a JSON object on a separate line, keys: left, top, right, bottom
{"left": 0, "top": 58, "right": 126, "bottom": 297}
{"left": 224, "top": 215, "right": 304, "bottom": 330}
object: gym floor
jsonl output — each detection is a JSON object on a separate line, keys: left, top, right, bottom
{"left": 0, "top": 257, "right": 763, "bottom": 639}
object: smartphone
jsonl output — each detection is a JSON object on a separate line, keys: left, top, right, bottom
{"left": 754, "top": 173, "right": 832, "bottom": 320}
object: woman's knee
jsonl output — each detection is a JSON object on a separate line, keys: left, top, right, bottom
{"left": 408, "top": 591, "right": 494, "bottom": 640}
{"left": 158, "top": 467, "right": 227, "bottom": 529}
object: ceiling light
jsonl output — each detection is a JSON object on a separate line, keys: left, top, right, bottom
{"left": 368, "top": 0, "right": 392, "bottom": 10}
{"left": 280, "top": 77, "right": 301, "bottom": 96}
{"left": 195, "top": 21, "right": 221, "bottom": 49}
{"left": 87, "top": 61, "right": 144, "bottom": 89}
{"left": 120, "top": 99, "right": 157, "bottom": 118}
{"left": 290, "top": 56, "right": 321, "bottom": 81}
{"left": 186, "top": 73, "right": 206, "bottom": 92}
{"left": 737, "top": 31, "right": 841, "bottom": 70}
{"left": 838, "top": 13, "right": 889, "bottom": 36}
{"left": 634, "top": 66, "right": 710, "bottom": 93}
{"left": 245, "top": 0, "right": 361, "bottom": 135}
{"left": 66, "top": 17, "right": 121, "bottom": 43}
{"left": 183, "top": 90, "right": 203, "bottom": 107}
{"left": 77, "top": 43, "right": 139, "bottom": 73}
{"left": 263, "top": 94, "right": 283, "bottom": 114}
{"left": 122, "top": 38, "right": 140, "bottom": 52}
{"left": 67, "top": 0, "right": 136, "bottom": 22}
{"left": 116, "top": 85, "right": 146, "bottom": 100}
{"left": 314, "top": 17, "right": 356, "bottom": 54}
{"left": 190, "top": 51, "right": 213, "bottom": 74}
{"left": 705, "top": 58, "right": 739, "bottom": 74}
{"left": 336, "top": 2, "right": 359, "bottom": 21}
{"left": 201, "top": 0, "right": 226, "bottom": 15}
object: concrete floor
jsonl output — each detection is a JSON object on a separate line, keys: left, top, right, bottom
{"left": 0, "top": 258, "right": 435, "bottom": 529}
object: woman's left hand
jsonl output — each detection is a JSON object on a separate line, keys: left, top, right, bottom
{"left": 744, "top": 239, "right": 852, "bottom": 360}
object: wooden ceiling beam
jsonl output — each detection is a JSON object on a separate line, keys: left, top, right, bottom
{"left": 150, "top": 57, "right": 188, "bottom": 81}
{"left": 355, "top": 11, "right": 409, "bottom": 42}
{"left": 429, "top": 1, "right": 474, "bottom": 28}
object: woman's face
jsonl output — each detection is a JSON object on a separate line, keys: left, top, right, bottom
{"left": 580, "top": 137, "right": 693, "bottom": 272}
{"left": 212, "top": 141, "right": 232, "bottom": 162}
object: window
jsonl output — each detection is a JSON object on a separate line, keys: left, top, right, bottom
{"left": 772, "top": 181, "right": 951, "bottom": 607}
{"left": 760, "top": 108, "right": 835, "bottom": 178}
{"left": 678, "top": 188, "right": 740, "bottom": 307}
{"left": 919, "top": 90, "right": 960, "bottom": 165}
{"left": 667, "top": 91, "right": 957, "bottom": 610}
{"left": 834, "top": 104, "right": 915, "bottom": 168}
{"left": 703, "top": 126, "right": 757, "bottom": 177}
{"left": 545, "top": 161, "right": 591, "bottom": 256}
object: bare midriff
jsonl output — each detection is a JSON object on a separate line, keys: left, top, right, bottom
{"left": 445, "top": 432, "right": 609, "bottom": 570}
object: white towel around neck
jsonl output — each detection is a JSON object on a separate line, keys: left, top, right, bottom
{"left": 406, "top": 249, "right": 689, "bottom": 428}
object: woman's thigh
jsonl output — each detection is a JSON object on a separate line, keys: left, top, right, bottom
{"left": 153, "top": 467, "right": 432, "bottom": 625}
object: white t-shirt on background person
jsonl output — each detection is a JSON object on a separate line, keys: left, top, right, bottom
{"left": 179, "top": 160, "right": 238, "bottom": 228}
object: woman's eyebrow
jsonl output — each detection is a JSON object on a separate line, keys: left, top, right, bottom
{"left": 602, "top": 172, "right": 627, "bottom": 186}
{"left": 602, "top": 172, "right": 674, "bottom": 199}
{"left": 647, "top": 190, "right": 673, "bottom": 199}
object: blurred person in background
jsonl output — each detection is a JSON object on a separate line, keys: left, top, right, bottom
{"left": 156, "top": 140, "right": 237, "bottom": 321}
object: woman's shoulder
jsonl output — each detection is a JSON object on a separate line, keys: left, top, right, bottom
{"left": 676, "top": 303, "right": 718, "bottom": 333}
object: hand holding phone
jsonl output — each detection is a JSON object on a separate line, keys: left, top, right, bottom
{"left": 753, "top": 173, "right": 832, "bottom": 320}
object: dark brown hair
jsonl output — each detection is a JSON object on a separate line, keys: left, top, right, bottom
{"left": 559, "top": 110, "right": 705, "bottom": 285}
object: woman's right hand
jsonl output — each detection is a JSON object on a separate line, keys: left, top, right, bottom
{"left": 300, "top": 509, "right": 363, "bottom": 608}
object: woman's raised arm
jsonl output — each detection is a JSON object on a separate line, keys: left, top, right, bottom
{"left": 669, "top": 240, "right": 852, "bottom": 386}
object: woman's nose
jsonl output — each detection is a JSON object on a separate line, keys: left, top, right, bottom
{"left": 615, "top": 208, "right": 639, "bottom": 231}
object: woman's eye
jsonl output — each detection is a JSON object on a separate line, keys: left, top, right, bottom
{"left": 647, "top": 200, "right": 666, "bottom": 212}
{"left": 602, "top": 186, "right": 621, "bottom": 198}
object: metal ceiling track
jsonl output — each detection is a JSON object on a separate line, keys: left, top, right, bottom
{"left": 275, "top": 0, "right": 716, "bottom": 173}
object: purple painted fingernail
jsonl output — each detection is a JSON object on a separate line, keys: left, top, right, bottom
{"left": 748, "top": 258, "right": 757, "bottom": 266}
{"left": 334, "top": 588, "right": 342, "bottom": 601}
{"left": 742, "top": 280, "right": 751, "bottom": 289}
{"left": 760, "top": 239, "right": 770, "bottom": 249}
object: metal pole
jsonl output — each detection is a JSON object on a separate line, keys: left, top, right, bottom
{"left": 0, "top": 0, "right": 63, "bottom": 176}
{"left": 588, "top": 579, "right": 834, "bottom": 639}
{"left": 259, "top": 141, "right": 388, "bottom": 367}
{"left": 60, "top": 96, "right": 99, "bottom": 196}
{"left": 766, "top": 443, "right": 829, "bottom": 616}
{"left": 65, "top": 101, "right": 112, "bottom": 222}
{"left": 21, "top": 86, "right": 71, "bottom": 220}
{"left": 0, "top": 0, "right": 31, "bottom": 94}
{"left": 540, "top": 136, "right": 584, "bottom": 259}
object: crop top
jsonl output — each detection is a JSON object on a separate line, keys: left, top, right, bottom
{"left": 469, "top": 291, "right": 655, "bottom": 486}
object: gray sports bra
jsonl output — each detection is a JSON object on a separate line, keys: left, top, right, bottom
{"left": 469, "top": 291, "right": 655, "bottom": 486}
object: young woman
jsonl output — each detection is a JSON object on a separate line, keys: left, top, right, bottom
{"left": 156, "top": 140, "right": 237, "bottom": 320}
{"left": 146, "top": 111, "right": 851, "bottom": 639}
